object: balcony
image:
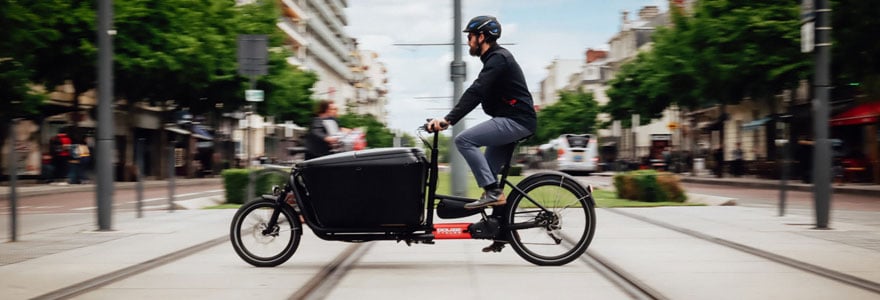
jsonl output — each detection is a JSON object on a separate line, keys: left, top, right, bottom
{"left": 307, "top": 39, "right": 352, "bottom": 79}
{"left": 277, "top": 18, "right": 308, "bottom": 47}
{"left": 308, "top": 0, "right": 346, "bottom": 36}
{"left": 307, "top": 16, "right": 349, "bottom": 60}
{"left": 280, "top": 0, "right": 306, "bottom": 21}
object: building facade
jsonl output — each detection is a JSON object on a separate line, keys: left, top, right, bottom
{"left": 539, "top": 59, "right": 583, "bottom": 107}
{"left": 278, "top": 0, "right": 358, "bottom": 113}
{"left": 350, "top": 50, "right": 389, "bottom": 123}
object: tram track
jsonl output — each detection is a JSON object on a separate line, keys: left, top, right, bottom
{"left": 604, "top": 208, "right": 880, "bottom": 296}
{"left": 31, "top": 236, "right": 228, "bottom": 300}
{"left": 289, "top": 243, "right": 373, "bottom": 300}
{"left": 24, "top": 206, "right": 880, "bottom": 299}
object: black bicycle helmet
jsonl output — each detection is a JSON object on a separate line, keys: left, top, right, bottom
{"left": 463, "top": 15, "right": 501, "bottom": 40}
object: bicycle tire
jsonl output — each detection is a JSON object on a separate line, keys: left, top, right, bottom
{"left": 230, "top": 198, "right": 302, "bottom": 267}
{"left": 505, "top": 173, "right": 596, "bottom": 266}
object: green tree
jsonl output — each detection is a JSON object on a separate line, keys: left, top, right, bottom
{"left": 606, "top": 1, "right": 809, "bottom": 116}
{"left": 337, "top": 113, "right": 395, "bottom": 148}
{"left": 1, "top": 1, "right": 84, "bottom": 171}
{"left": 115, "top": 0, "right": 239, "bottom": 110}
{"left": 684, "top": 0, "right": 808, "bottom": 108}
{"left": 832, "top": 0, "right": 880, "bottom": 99}
{"left": 535, "top": 88, "right": 600, "bottom": 143}
{"left": 0, "top": 0, "right": 50, "bottom": 117}
{"left": 604, "top": 53, "right": 658, "bottom": 125}
{"left": 258, "top": 51, "right": 318, "bottom": 127}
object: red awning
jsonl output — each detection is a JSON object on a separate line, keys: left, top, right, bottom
{"left": 830, "top": 101, "right": 880, "bottom": 126}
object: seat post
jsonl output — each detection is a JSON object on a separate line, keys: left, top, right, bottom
{"left": 499, "top": 137, "right": 530, "bottom": 183}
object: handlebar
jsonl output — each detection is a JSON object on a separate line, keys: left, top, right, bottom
{"left": 422, "top": 118, "right": 449, "bottom": 133}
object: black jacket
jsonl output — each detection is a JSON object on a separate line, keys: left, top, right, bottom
{"left": 444, "top": 45, "right": 537, "bottom": 132}
{"left": 304, "top": 116, "right": 338, "bottom": 159}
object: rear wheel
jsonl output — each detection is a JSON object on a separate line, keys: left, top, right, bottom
{"left": 506, "top": 173, "right": 596, "bottom": 266}
{"left": 230, "top": 198, "right": 302, "bottom": 267}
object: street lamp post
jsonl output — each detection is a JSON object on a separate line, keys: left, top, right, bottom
{"left": 450, "top": 0, "right": 467, "bottom": 196}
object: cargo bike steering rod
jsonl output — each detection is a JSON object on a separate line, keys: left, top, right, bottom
{"left": 229, "top": 122, "right": 597, "bottom": 267}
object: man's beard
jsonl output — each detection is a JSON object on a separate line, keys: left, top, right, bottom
{"left": 469, "top": 43, "right": 481, "bottom": 57}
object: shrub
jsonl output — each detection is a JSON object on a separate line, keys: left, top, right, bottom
{"left": 508, "top": 164, "right": 524, "bottom": 176}
{"left": 222, "top": 168, "right": 287, "bottom": 204}
{"left": 222, "top": 169, "right": 249, "bottom": 204}
{"left": 612, "top": 170, "right": 686, "bottom": 203}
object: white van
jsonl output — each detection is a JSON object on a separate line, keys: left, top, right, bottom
{"left": 553, "top": 133, "right": 599, "bottom": 175}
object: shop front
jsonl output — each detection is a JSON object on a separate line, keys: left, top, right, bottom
{"left": 830, "top": 101, "right": 880, "bottom": 183}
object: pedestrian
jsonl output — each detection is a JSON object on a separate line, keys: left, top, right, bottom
{"left": 304, "top": 100, "right": 349, "bottom": 160}
{"left": 662, "top": 146, "right": 672, "bottom": 172}
{"left": 797, "top": 136, "right": 814, "bottom": 183}
{"left": 428, "top": 15, "right": 537, "bottom": 253}
{"left": 50, "top": 130, "right": 72, "bottom": 182}
{"left": 67, "top": 143, "right": 81, "bottom": 184}
{"left": 40, "top": 152, "right": 54, "bottom": 184}
{"left": 713, "top": 146, "right": 724, "bottom": 178}
{"left": 732, "top": 142, "right": 744, "bottom": 177}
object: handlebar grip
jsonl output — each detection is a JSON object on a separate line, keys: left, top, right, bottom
{"left": 422, "top": 119, "right": 449, "bottom": 133}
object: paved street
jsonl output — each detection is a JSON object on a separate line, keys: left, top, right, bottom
{"left": 1, "top": 174, "right": 879, "bottom": 299}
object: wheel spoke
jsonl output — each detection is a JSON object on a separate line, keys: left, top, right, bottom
{"left": 231, "top": 200, "right": 302, "bottom": 267}
{"left": 507, "top": 176, "right": 595, "bottom": 266}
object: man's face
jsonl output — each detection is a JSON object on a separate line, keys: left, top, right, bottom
{"left": 467, "top": 32, "right": 482, "bottom": 57}
{"left": 327, "top": 104, "right": 339, "bottom": 117}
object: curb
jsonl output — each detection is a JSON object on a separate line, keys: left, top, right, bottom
{"left": 0, "top": 178, "right": 222, "bottom": 200}
{"left": 173, "top": 195, "right": 226, "bottom": 210}
{"left": 686, "top": 192, "right": 737, "bottom": 206}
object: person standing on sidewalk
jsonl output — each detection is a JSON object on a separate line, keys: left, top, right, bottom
{"left": 732, "top": 142, "right": 744, "bottom": 177}
{"left": 428, "top": 16, "right": 537, "bottom": 253}
{"left": 304, "top": 100, "right": 350, "bottom": 160}
{"left": 49, "top": 130, "right": 72, "bottom": 181}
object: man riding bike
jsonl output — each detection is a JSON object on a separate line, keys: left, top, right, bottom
{"left": 428, "top": 15, "right": 537, "bottom": 253}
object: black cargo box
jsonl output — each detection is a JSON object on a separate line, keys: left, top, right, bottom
{"left": 297, "top": 148, "right": 427, "bottom": 229}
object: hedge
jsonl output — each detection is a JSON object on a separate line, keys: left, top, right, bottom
{"left": 221, "top": 168, "right": 287, "bottom": 204}
{"left": 612, "top": 170, "right": 686, "bottom": 203}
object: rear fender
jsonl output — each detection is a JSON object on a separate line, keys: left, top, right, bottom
{"left": 508, "top": 171, "right": 594, "bottom": 207}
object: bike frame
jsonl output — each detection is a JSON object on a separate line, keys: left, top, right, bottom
{"left": 275, "top": 128, "right": 567, "bottom": 243}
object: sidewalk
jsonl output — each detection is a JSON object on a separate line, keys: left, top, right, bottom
{"left": 1, "top": 175, "right": 879, "bottom": 298}
{"left": 594, "top": 171, "right": 880, "bottom": 197}
{"left": 0, "top": 177, "right": 223, "bottom": 200}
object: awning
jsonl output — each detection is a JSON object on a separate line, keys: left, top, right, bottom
{"left": 165, "top": 127, "right": 190, "bottom": 135}
{"left": 831, "top": 101, "right": 880, "bottom": 126}
{"left": 742, "top": 117, "right": 771, "bottom": 131}
{"left": 191, "top": 125, "right": 213, "bottom": 141}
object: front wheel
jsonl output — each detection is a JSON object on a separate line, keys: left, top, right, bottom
{"left": 506, "top": 173, "right": 596, "bottom": 266}
{"left": 230, "top": 198, "right": 302, "bottom": 267}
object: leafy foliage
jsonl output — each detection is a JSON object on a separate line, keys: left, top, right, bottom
{"left": 832, "top": 0, "right": 880, "bottom": 99}
{"left": 604, "top": 0, "right": 810, "bottom": 117}
{"left": 258, "top": 52, "right": 318, "bottom": 126}
{"left": 535, "top": 88, "right": 600, "bottom": 143}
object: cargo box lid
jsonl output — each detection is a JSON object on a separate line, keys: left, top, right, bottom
{"left": 298, "top": 147, "right": 425, "bottom": 168}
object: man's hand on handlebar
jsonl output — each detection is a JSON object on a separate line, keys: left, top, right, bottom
{"left": 426, "top": 118, "right": 449, "bottom": 133}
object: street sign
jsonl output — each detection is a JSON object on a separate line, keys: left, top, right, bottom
{"left": 800, "top": 0, "right": 815, "bottom": 23}
{"left": 801, "top": 21, "right": 815, "bottom": 53}
{"left": 237, "top": 35, "right": 268, "bottom": 76}
{"left": 245, "top": 89, "right": 264, "bottom": 102}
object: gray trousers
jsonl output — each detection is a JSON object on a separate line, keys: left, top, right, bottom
{"left": 454, "top": 117, "right": 533, "bottom": 188}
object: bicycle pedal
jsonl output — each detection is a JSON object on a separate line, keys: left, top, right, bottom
{"left": 481, "top": 241, "right": 505, "bottom": 253}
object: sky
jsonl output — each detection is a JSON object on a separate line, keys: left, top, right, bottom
{"left": 344, "top": 0, "right": 667, "bottom": 134}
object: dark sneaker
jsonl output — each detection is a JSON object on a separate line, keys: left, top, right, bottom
{"left": 481, "top": 241, "right": 506, "bottom": 253}
{"left": 464, "top": 188, "right": 506, "bottom": 210}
